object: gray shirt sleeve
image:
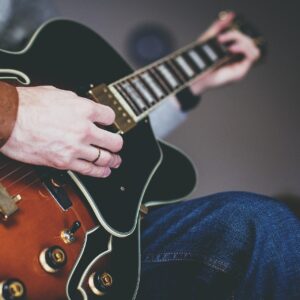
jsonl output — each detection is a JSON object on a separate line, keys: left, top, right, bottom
{"left": 149, "top": 96, "right": 187, "bottom": 139}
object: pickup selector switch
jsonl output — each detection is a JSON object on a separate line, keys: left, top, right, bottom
{"left": 39, "top": 246, "right": 67, "bottom": 273}
{"left": 0, "top": 279, "right": 26, "bottom": 300}
{"left": 61, "top": 221, "right": 81, "bottom": 244}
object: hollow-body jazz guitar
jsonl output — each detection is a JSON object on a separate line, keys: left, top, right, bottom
{"left": 0, "top": 15, "right": 264, "bottom": 300}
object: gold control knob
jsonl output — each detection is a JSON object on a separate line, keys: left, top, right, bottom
{"left": 39, "top": 246, "right": 67, "bottom": 273}
{"left": 88, "top": 272, "right": 113, "bottom": 296}
{"left": 0, "top": 279, "right": 26, "bottom": 300}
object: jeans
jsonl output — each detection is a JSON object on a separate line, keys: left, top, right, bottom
{"left": 136, "top": 192, "right": 300, "bottom": 300}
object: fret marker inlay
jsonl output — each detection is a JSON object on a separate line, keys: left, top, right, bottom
{"left": 132, "top": 78, "right": 155, "bottom": 104}
{"left": 202, "top": 44, "right": 218, "bottom": 61}
{"left": 121, "top": 82, "right": 146, "bottom": 110}
{"left": 157, "top": 64, "right": 178, "bottom": 88}
{"left": 141, "top": 72, "right": 164, "bottom": 98}
{"left": 175, "top": 56, "right": 195, "bottom": 77}
{"left": 188, "top": 50, "right": 206, "bottom": 70}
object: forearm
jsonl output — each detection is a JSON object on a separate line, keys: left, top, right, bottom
{"left": 0, "top": 82, "right": 19, "bottom": 148}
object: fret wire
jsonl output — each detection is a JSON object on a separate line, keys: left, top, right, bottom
{"left": 138, "top": 74, "right": 160, "bottom": 103}
{"left": 173, "top": 56, "right": 193, "bottom": 80}
{"left": 157, "top": 64, "right": 179, "bottom": 89}
{"left": 132, "top": 42, "right": 199, "bottom": 87}
{"left": 149, "top": 68, "right": 172, "bottom": 94}
{"left": 182, "top": 51, "right": 201, "bottom": 74}
{"left": 111, "top": 38, "right": 200, "bottom": 88}
{"left": 203, "top": 44, "right": 218, "bottom": 61}
{"left": 115, "top": 84, "right": 142, "bottom": 115}
{"left": 141, "top": 72, "right": 165, "bottom": 99}
{"left": 188, "top": 49, "right": 206, "bottom": 71}
{"left": 207, "top": 38, "right": 228, "bottom": 59}
{"left": 178, "top": 52, "right": 201, "bottom": 79}
{"left": 121, "top": 81, "right": 148, "bottom": 111}
{"left": 109, "top": 37, "right": 231, "bottom": 119}
{"left": 130, "top": 77, "right": 153, "bottom": 107}
{"left": 195, "top": 44, "right": 213, "bottom": 68}
{"left": 167, "top": 59, "right": 186, "bottom": 84}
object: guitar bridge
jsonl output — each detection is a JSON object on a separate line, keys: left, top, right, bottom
{"left": 0, "top": 184, "right": 20, "bottom": 220}
{"left": 88, "top": 84, "right": 137, "bottom": 134}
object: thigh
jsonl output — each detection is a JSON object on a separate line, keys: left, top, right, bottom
{"left": 137, "top": 192, "right": 300, "bottom": 300}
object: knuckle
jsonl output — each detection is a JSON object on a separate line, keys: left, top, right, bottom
{"left": 82, "top": 124, "right": 93, "bottom": 139}
{"left": 80, "top": 163, "right": 94, "bottom": 175}
{"left": 53, "top": 156, "right": 71, "bottom": 169}
{"left": 53, "top": 160, "right": 66, "bottom": 169}
{"left": 104, "top": 106, "right": 116, "bottom": 125}
{"left": 85, "top": 102, "right": 96, "bottom": 118}
{"left": 92, "top": 167, "right": 111, "bottom": 178}
{"left": 102, "top": 152, "right": 112, "bottom": 166}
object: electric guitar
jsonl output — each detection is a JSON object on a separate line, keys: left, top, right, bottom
{"left": 0, "top": 14, "right": 265, "bottom": 300}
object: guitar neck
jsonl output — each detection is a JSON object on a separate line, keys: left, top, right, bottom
{"left": 108, "top": 37, "right": 229, "bottom": 121}
{"left": 89, "top": 14, "right": 265, "bottom": 133}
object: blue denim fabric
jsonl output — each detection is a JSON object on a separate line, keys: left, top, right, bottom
{"left": 137, "top": 192, "right": 300, "bottom": 300}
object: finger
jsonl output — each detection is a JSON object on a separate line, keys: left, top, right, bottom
{"left": 40, "top": 85, "right": 57, "bottom": 90}
{"left": 71, "top": 159, "right": 112, "bottom": 178}
{"left": 89, "top": 102, "right": 116, "bottom": 126}
{"left": 88, "top": 124, "right": 123, "bottom": 153}
{"left": 80, "top": 146, "right": 122, "bottom": 168}
{"left": 214, "top": 59, "right": 252, "bottom": 83}
{"left": 218, "top": 30, "right": 260, "bottom": 62}
{"left": 228, "top": 42, "right": 260, "bottom": 62}
{"left": 199, "top": 11, "right": 236, "bottom": 41}
{"left": 218, "top": 30, "right": 246, "bottom": 44}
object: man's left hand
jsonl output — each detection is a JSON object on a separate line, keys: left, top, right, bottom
{"left": 190, "top": 11, "right": 261, "bottom": 96}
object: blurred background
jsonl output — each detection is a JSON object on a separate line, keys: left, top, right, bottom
{"left": 2, "top": 0, "right": 300, "bottom": 207}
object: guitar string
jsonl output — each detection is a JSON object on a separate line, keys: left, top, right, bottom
{"left": 16, "top": 178, "right": 40, "bottom": 195}
{"left": 0, "top": 162, "right": 9, "bottom": 170}
{"left": 6, "top": 170, "right": 36, "bottom": 189}
{"left": 0, "top": 166, "right": 25, "bottom": 181}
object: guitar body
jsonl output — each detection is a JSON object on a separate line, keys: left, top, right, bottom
{"left": 0, "top": 20, "right": 196, "bottom": 299}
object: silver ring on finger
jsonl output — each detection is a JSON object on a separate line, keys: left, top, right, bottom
{"left": 92, "top": 148, "right": 101, "bottom": 164}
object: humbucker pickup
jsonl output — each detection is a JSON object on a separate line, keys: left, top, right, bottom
{"left": 88, "top": 84, "right": 137, "bottom": 134}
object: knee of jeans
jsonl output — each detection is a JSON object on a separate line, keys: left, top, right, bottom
{"left": 219, "top": 191, "right": 295, "bottom": 232}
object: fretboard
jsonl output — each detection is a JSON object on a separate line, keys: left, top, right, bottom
{"left": 109, "top": 37, "right": 229, "bottom": 121}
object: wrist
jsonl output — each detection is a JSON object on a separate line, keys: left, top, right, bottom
{"left": 0, "top": 82, "right": 19, "bottom": 148}
{"left": 176, "top": 87, "right": 202, "bottom": 112}
{"left": 190, "top": 77, "right": 212, "bottom": 96}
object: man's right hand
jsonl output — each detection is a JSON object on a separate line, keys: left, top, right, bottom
{"left": 0, "top": 85, "right": 123, "bottom": 178}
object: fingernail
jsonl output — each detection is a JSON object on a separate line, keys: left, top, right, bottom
{"left": 115, "top": 157, "right": 122, "bottom": 168}
{"left": 114, "top": 162, "right": 121, "bottom": 169}
{"left": 103, "top": 168, "right": 111, "bottom": 177}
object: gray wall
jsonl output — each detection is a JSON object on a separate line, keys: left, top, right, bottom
{"left": 53, "top": 0, "right": 300, "bottom": 201}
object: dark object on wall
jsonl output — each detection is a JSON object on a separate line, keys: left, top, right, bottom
{"left": 127, "top": 23, "right": 176, "bottom": 67}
